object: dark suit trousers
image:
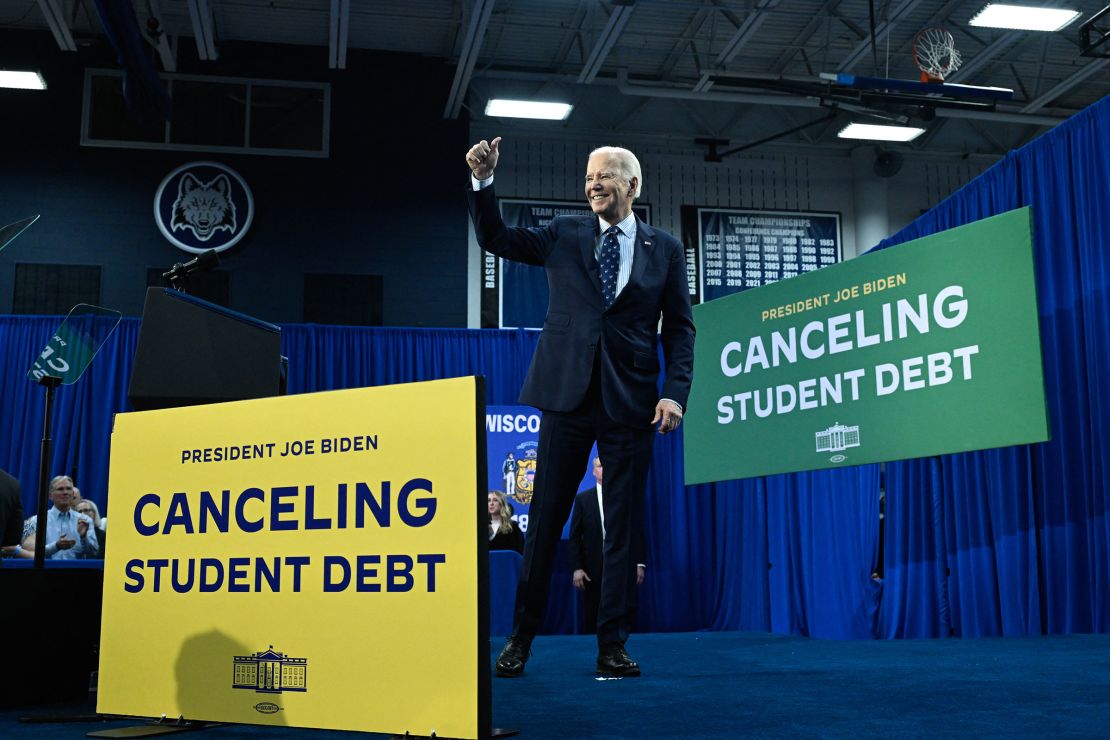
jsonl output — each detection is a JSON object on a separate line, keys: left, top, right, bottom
{"left": 513, "top": 364, "right": 654, "bottom": 646}
{"left": 582, "top": 577, "right": 602, "bottom": 634}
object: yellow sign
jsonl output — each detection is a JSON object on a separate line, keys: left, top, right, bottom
{"left": 98, "top": 378, "right": 486, "bottom": 738}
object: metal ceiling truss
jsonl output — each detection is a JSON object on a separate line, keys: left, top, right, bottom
{"left": 696, "top": 108, "right": 839, "bottom": 162}
{"left": 714, "top": 0, "right": 781, "bottom": 66}
{"left": 186, "top": 0, "right": 218, "bottom": 61}
{"left": 36, "top": 0, "right": 76, "bottom": 52}
{"left": 578, "top": 1, "right": 636, "bottom": 84}
{"left": 769, "top": 0, "right": 846, "bottom": 75}
{"left": 552, "top": 2, "right": 590, "bottom": 72}
{"left": 144, "top": 0, "right": 177, "bottom": 72}
{"left": 443, "top": 0, "right": 495, "bottom": 119}
{"left": 657, "top": 5, "right": 712, "bottom": 80}
{"left": 1021, "top": 57, "right": 1110, "bottom": 112}
{"left": 1080, "top": 5, "right": 1110, "bottom": 57}
{"left": 836, "top": 0, "right": 924, "bottom": 73}
{"left": 329, "top": 0, "right": 350, "bottom": 69}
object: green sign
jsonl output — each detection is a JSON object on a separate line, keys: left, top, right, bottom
{"left": 684, "top": 207, "right": 1049, "bottom": 484}
{"left": 27, "top": 304, "right": 122, "bottom": 385}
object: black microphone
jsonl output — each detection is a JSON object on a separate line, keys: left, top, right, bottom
{"left": 163, "top": 249, "right": 220, "bottom": 283}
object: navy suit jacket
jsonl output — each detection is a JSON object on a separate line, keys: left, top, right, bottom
{"left": 467, "top": 182, "right": 695, "bottom": 427}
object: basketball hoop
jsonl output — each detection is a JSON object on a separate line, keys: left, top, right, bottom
{"left": 912, "top": 27, "right": 962, "bottom": 82}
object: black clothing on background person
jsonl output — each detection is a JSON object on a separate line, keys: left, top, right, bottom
{"left": 489, "top": 525, "right": 524, "bottom": 554}
{"left": 0, "top": 468, "right": 22, "bottom": 548}
{"left": 570, "top": 486, "right": 646, "bottom": 631}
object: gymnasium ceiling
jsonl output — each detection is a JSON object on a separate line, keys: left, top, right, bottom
{"left": 3, "top": 0, "right": 1109, "bottom": 159}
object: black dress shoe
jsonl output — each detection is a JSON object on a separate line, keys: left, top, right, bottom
{"left": 596, "top": 643, "right": 640, "bottom": 677}
{"left": 495, "top": 634, "right": 533, "bottom": 677}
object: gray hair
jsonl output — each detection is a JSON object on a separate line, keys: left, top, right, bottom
{"left": 75, "top": 498, "right": 101, "bottom": 525}
{"left": 590, "top": 146, "right": 642, "bottom": 199}
{"left": 49, "top": 475, "right": 73, "bottom": 492}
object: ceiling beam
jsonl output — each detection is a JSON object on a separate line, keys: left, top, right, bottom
{"left": 144, "top": 0, "right": 177, "bottom": 72}
{"left": 657, "top": 6, "right": 712, "bottom": 80}
{"left": 578, "top": 3, "right": 636, "bottom": 84}
{"left": 770, "top": 0, "right": 845, "bottom": 75}
{"left": 607, "top": 70, "right": 1065, "bottom": 126}
{"left": 443, "top": 0, "right": 496, "bottom": 119}
{"left": 186, "top": 0, "right": 218, "bottom": 61}
{"left": 612, "top": 95, "right": 653, "bottom": 130}
{"left": 36, "top": 0, "right": 76, "bottom": 52}
{"left": 837, "top": 0, "right": 924, "bottom": 73}
{"left": 714, "top": 0, "right": 780, "bottom": 67}
{"left": 1021, "top": 58, "right": 1110, "bottom": 112}
{"left": 553, "top": 2, "right": 591, "bottom": 72}
{"left": 967, "top": 120, "right": 1008, "bottom": 155}
{"left": 329, "top": 0, "right": 350, "bottom": 69}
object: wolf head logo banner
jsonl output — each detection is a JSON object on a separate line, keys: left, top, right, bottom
{"left": 172, "top": 173, "right": 237, "bottom": 241}
{"left": 155, "top": 161, "right": 254, "bottom": 254}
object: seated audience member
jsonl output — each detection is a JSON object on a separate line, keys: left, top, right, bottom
{"left": 0, "top": 544, "right": 33, "bottom": 558}
{"left": 43, "top": 475, "right": 99, "bottom": 559}
{"left": 21, "top": 516, "right": 35, "bottom": 545}
{"left": 74, "top": 499, "right": 106, "bottom": 557}
{"left": 488, "top": 490, "right": 524, "bottom": 554}
{"left": 0, "top": 468, "right": 22, "bottom": 561}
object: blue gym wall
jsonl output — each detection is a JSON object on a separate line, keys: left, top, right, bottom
{"left": 0, "top": 30, "right": 469, "bottom": 326}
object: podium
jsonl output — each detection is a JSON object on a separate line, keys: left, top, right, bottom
{"left": 128, "top": 288, "right": 284, "bottom": 410}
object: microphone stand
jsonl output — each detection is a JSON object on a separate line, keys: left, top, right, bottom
{"left": 32, "top": 374, "right": 62, "bottom": 569}
{"left": 164, "top": 249, "right": 220, "bottom": 293}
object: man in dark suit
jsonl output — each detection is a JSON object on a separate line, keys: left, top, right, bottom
{"left": 465, "top": 137, "right": 694, "bottom": 677}
{"left": 0, "top": 469, "right": 23, "bottom": 562}
{"left": 570, "top": 457, "right": 646, "bottom": 632}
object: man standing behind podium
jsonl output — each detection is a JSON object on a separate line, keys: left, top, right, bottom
{"left": 465, "top": 137, "right": 694, "bottom": 677}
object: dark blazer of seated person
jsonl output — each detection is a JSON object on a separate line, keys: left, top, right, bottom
{"left": 488, "top": 490, "right": 524, "bottom": 554}
{"left": 570, "top": 459, "right": 647, "bottom": 632}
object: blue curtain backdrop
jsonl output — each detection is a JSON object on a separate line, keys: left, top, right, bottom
{"left": 2, "top": 93, "right": 1106, "bottom": 639}
{"left": 871, "top": 93, "right": 1110, "bottom": 638}
{"left": 0, "top": 318, "right": 878, "bottom": 638}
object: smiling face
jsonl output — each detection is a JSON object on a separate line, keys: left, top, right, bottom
{"left": 585, "top": 152, "right": 635, "bottom": 224}
{"left": 50, "top": 477, "right": 75, "bottom": 512}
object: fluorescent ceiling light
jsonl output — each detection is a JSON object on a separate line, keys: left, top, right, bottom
{"left": 969, "top": 4, "right": 1081, "bottom": 32}
{"left": 838, "top": 123, "right": 925, "bottom": 142}
{"left": 485, "top": 99, "right": 572, "bottom": 120}
{"left": 0, "top": 70, "right": 47, "bottom": 90}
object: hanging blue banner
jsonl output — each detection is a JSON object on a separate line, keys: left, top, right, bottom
{"left": 485, "top": 405, "right": 594, "bottom": 536}
{"left": 698, "top": 207, "right": 841, "bottom": 300}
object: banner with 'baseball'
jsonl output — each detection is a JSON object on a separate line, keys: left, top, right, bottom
{"left": 683, "top": 207, "right": 1049, "bottom": 484}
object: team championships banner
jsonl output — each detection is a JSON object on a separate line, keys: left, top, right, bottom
{"left": 99, "top": 378, "right": 486, "bottom": 738}
{"left": 684, "top": 207, "right": 1049, "bottom": 483}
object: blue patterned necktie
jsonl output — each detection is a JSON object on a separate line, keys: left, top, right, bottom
{"left": 599, "top": 225, "right": 621, "bottom": 309}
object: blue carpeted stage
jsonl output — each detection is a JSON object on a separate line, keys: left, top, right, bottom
{"left": 3, "top": 631, "right": 1109, "bottom": 738}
